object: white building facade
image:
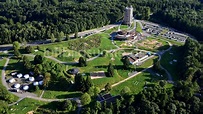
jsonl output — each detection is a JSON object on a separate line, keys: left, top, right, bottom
{"left": 123, "top": 6, "right": 133, "bottom": 25}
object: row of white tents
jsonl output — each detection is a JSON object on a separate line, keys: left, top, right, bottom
{"left": 9, "top": 76, "right": 35, "bottom": 83}
{"left": 13, "top": 81, "right": 43, "bottom": 91}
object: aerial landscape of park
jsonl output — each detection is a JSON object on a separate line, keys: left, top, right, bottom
{"left": 0, "top": 0, "right": 203, "bottom": 114}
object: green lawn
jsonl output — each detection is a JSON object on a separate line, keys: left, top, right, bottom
{"left": 104, "top": 27, "right": 119, "bottom": 34}
{"left": 42, "top": 90, "right": 82, "bottom": 99}
{"left": 160, "top": 45, "right": 184, "bottom": 80}
{"left": 111, "top": 71, "right": 151, "bottom": 95}
{"left": 120, "top": 25, "right": 129, "bottom": 30}
{"left": 87, "top": 33, "right": 117, "bottom": 53}
{"left": 9, "top": 98, "right": 47, "bottom": 114}
{"left": 6, "top": 57, "right": 34, "bottom": 75}
{"left": 136, "top": 22, "right": 143, "bottom": 33}
{"left": 0, "top": 58, "right": 19, "bottom": 103}
{"left": 56, "top": 50, "right": 81, "bottom": 62}
{"left": 76, "top": 50, "right": 157, "bottom": 88}
{"left": 111, "top": 70, "right": 167, "bottom": 95}
{"left": 136, "top": 56, "right": 158, "bottom": 71}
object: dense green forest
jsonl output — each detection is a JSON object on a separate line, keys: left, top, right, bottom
{"left": 0, "top": 0, "right": 202, "bottom": 44}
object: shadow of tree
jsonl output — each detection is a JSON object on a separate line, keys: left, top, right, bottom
{"left": 56, "top": 92, "right": 82, "bottom": 99}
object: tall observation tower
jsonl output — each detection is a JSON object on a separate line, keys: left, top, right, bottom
{"left": 123, "top": 6, "right": 133, "bottom": 25}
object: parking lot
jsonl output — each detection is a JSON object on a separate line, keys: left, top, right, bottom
{"left": 142, "top": 21, "right": 187, "bottom": 42}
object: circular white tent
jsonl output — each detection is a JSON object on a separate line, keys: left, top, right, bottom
{"left": 9, "top": 78, "right": 16, "bottom": 83}
{"left": 11, "top": 72, "right": 17, "bottom": 76}
{"left": 29, "top": 77, "right": 35, "bottom": 82}
{"left": 33, "top": 82, "right": 39, "bottom": 86}
{"left": 24, "top": 74, "right": 29, "bottom": 79}
{"left": 17, "top": 73, "right": 22, "bottom": 78}
{"left": 14, "top": 83, "right": 21, "bottom": 89}
{"left": 39, "top": 81, "right": 43, "bottom": 85}
{"left": 23, "top": 85, "right": 29, "bottom": 91}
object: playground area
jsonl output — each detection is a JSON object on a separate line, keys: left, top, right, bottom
{"left": 137, "top": 38, "right": 163, "bottom": 50}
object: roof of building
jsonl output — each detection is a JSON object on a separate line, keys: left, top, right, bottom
{"left": 100, "top": 95, "right": 121, "bottom": 104}
{"left": 68, "top": 68, "right": 79, "bottom": 74}
{"left": 90, "top": 71, "right": 106, "bottom": 77}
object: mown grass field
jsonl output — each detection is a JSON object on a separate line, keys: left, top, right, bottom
{"left": 42, "top": 90, "right": 82, "bottom": 99}
{"left": 0, "top": 58, "right": 19, "bottom": 104}
{"left": 160, "top": 45, "right": 184, "bottom": 80}
{"left": 9, "top": 98, "right": 47, "bottom": 114}
{"left": 111, "top": 69, "right": 167, "bottom": 95}
{"left": 136, "top": 22, "right": 143, "bottom": 33}
{"left": 111, "top": 71, "right": 151, "bottom": 95}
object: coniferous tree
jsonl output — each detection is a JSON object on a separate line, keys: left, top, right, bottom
{"left": 74, "top": 25, "right": 78, "bottom": 38}
{"left": 121, "top": 56, "right": 130, "bottom": 69}
{"left": 79, "top": 57, "right": 87, "bottom": 67}
{"left": 25, "top": 46, "right": 34, "bottom": 53}
{"left": 22, "top": 56, "right": 32, "bottom": 70}
{"left": 107, "top": 63, "right": 114, "bottom": 77}
{"left": 104, "top": 83, "right": 111, "bottom": 92}
{"left": 51, "top": 33, "right": 55, "bottom": 43}
{"left": 74, "top": 74, "right": 86, "bottom": 92}
{"left": 85, "top": 76, "right": 93, "bottom": 92}
{"left": 34, "top": 55, "right": 44, "bottom": 64}
{"left": 66, "top": 34, "right": 70, "bottom": 41}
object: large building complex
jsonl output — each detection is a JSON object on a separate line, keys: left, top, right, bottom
{"left": 123, "top": 6, "right": 133, "bottom": 25}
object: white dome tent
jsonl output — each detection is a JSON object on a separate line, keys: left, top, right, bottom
{"left": 14, "top": 83, "right": 21, "bottom": 89}
{"left": 17, "top": 73, "right": 22, "bottom": 78}
{"left": 29, "top": 77, "right": 35, "bottom": 82}
{"left": 24, "top": 74, "right": 29, "bottom": 79}
{"left": 9, "top": 78, "right": 16, "bottom": 83}
{"left": 11, "top": 72, "right": 17, "bottom": 76}
{"left": 33, "top": 82, "right": 39, "bottom": 86}
{"left": 39, "top": 81, "right": 43, "bottom": 85}
{"left": 23, "top": 85, "right": 29, "bottom": 91}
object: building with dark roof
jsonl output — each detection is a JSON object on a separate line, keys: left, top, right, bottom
{"left": 98, "top": 93, "right": 121, "bottom": 104}
{"left": 68, "top": 68, "right": 79, "bottom": 75}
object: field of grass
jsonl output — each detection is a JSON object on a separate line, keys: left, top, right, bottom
{"left": 42, "top": 90, "right": 82, "bottom": 99}
{"left": 136, "top": 22, "right": 143, "bottom": 33}
{"left": 160, "top": 45, "right": 184, "bottom": 80}
{"left": 111, "top": 71, "right": 151, "bottom": 95}
{"left": 120, "top": 25, "right": 129, "bottom": 30}
{"left": 66, "top": 49, "right": 132, "bottom": 88}
{"left": 6, "top": 56, "right": 34, "bottom": 75}
{"left": 32, "top": 32, "right": 117, "bottom": 62}
{"left": 111, "top": 69, "right": 167, "bottom": 95}
{"left": 87, "top": 33, "right": 117, "bottom": 53}
{"left": 136, "top": 56, "right": 158, "bottom": 71}
{"left": 9, "top": 98, "right": 47, "bottom": 114}
{"left": 104, "top": 27, "right": 119, "bottom": 34}
{"left": 0, "top": 58, "right": 19, "bottom": 102}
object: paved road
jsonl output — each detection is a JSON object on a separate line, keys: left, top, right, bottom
{"left": 157, "top": 41, "right": 173, "bottom": 81}
{"left": 1, "top": 58, "right": 10, "bottom": 90}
